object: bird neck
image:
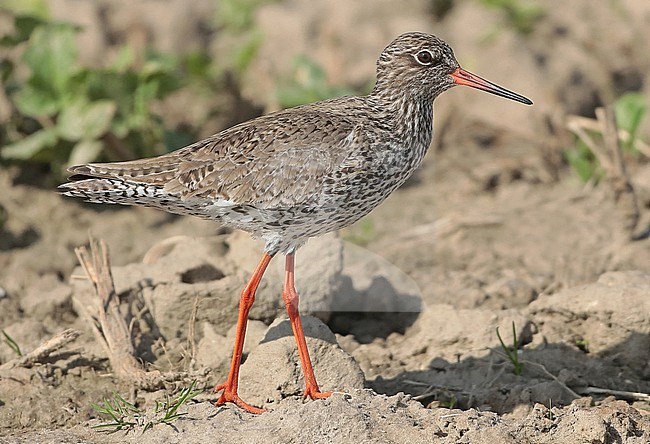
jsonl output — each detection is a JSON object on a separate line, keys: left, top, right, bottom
{"left": 368, "top": 86, "right": 434, "bottom": 142}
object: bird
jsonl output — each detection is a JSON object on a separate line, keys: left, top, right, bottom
{"left": 59, "top": 32, "right": 532, "bottom": 414}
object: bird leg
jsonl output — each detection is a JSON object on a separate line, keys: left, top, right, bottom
{"left": 282, "top": 253, "right": 332, "bottom": 401}
{"left": 215, "top": 252, "right": 273, "bottom": 414}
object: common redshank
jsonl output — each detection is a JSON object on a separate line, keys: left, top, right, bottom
{"left": 60, "top": 32, "right": 532, "bottom": 413}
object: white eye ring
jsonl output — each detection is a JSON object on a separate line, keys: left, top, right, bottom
{"left": 415, "top": 50, "right": 434, "bottom": 65}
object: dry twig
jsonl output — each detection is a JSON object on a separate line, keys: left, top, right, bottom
{"left": 0, "top": 328, "right": 80, "bottom": 370}
{"left": 75, "top": 236, "right": 184, "bottom": 389}
{"left": 576, "top": 386, "right": 650, "bottom": 403}
{"left": 566, "top": 106, "right": 641, "bottom": 240}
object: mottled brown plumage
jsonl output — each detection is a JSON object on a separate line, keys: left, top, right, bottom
{"left": 60, "top": 32, "right": 531, "bottom": 413}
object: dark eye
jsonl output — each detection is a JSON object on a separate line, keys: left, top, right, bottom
{"left": 415, "top": 50, "right": 434, "bottom": 65}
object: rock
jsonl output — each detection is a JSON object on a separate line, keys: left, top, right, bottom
{"left": 225, "top": 231, "right": 344, "bottom": 318}
{"left": 196, "top": 318, "right": 270, "bottom": 373}
{"left": 393, "top": 304, "right": 530, "bottom": 363}
{"left": 337, "top": 241, "right": 423, "bottom": 313}
{"left": 527, "top": 381, "right": 576, "bottom": 406}
{"left": 239, "top": 316, "right": 365, "bottom": 408}
{"left": 20, "top": 274, "right": 72, "bottom": 323}
{"left": 141, "top": 275, "right": 244, "bottom": 339}
{"left": 527, "top": 271, "right": 650, "bottom": 376}
{"left": 196, "top": 322, "right": 229, "bottom": 370}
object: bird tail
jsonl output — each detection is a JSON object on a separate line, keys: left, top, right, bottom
{"left": 58, "top": 176, "right": 165, "bottom": 206}
{"left": 58, "top": 158, "right": 178, "bottom": 206}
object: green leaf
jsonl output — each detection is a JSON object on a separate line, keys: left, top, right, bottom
{"left": 184, "top": 51, "right": 212, "bottom": 78}
{"left": 276, "top": 55, "right": 355, "bottom": 108}
{"left": 164, "top": 129, "right": 194, "bottom": 152}
{"left": 0, "top": 59, "right": 13, "bottom": 83}
{"left": 216, "top": 0, "right": 260, "bottom": 31}
{"left": 22, "top": 24, "right": 79, "bottom": 100}
{"left": 68, "top": 139, "right": 104, "bottom": 165}
{"left": 565, "top": 142, "right": 599, "bottom": 183}
{"left": 615, "top": 92, "right": 647, "bottom": 152}
{"left": 0, "top": 15, "right": 47, "bottom": 46}
{"left": 615, "top": 93, "right": 646, "bottom": 132}
{"left": 232, "top": 32, "right": 262, "bottom": 74}
{"left": 111, "top": 46, "right": 135, "bottom": 72}
{"left": 57, "top": 100, "right": 116, "bottom": 141}
{"left": 1, "top": 0, "right": 50, "bottom": 19}
{"left": 1, "top": 128, "right": 58, "bottom": 159}
{"left": 13, "top": 83, "right": 60, "bottom": 116}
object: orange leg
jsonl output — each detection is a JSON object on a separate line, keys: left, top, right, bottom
{"left": 215, "top": 252, "right": 273, "bottom": 414}
{"left": 282, "top": 253, "right": 332, "bottom": 401}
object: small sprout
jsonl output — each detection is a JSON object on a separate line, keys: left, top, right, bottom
{"left": 91, "top": 382, "right": 201, "bottom": 434}
{"left": 496, "top": 322, "right": 524, "bottom": 375}
{"left": 442, "top": 395, "right": 457, "bottom": 409}
{"left": 2, "top": 330, "right": 22, "bottom": 357}
{"left": 91, "top": 393, "right": 140, "bottom": 433}
{"left": 156, "top": 380, "right": 202, "bottom": 424}
{"left": 547, "top": 398, "right": 555, "bottom": 421}
{"left": 566, "top": 93, "right": 648, "bottom": 183}
{"left": 574, "top": 338, "right": 589, "bottom": 353}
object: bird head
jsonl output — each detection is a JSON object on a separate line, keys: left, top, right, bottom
{"left": 374, "top": 32, "right": 532, "bottom": 105}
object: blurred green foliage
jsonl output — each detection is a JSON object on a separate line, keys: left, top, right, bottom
{"left": 342, "top": 218, "right": 376, "bottom": 247}
{"left": 0, "top": 9, "right": 196, "bottom": 175}
{"left": 565, "top": 140, "right": 600, "bottom": 183}
{"left": 0, "top": 0, "right": 367, "bottom": 180}
{"left": 565, "top": 93, "right": 647, "bottom": 183}
{"left": 478, "top": 0, "right": 545, "bottom": 35}
{"left": 214, "top": 0, "right": 268, "bottom": 76}
{"left": 429, "top": 0, "right": 455, "bottom": 21}
{"left": 615, "top": 92, "right": 647, "bottom": 154}
{"left": 0, "top": 0, "right": 276, "bottom": 177}
{"left": 276, "top": 55, "right": 357, "bottom": 108}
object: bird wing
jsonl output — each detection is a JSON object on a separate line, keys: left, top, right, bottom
{"left": 68, "top": 101, "right": 365, "bottom": 209}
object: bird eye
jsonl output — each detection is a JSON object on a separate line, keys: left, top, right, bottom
{"left": 415, "top": 50, "right": 434, "bottom": 65}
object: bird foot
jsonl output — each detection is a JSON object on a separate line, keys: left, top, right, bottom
{"left": 304, "top": 386, "right": 333, "bottom": 401}
{"left": 215, "top": 383, "right": 267, "bottom": 414}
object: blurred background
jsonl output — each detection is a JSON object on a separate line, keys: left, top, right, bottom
{"left": 1, "top": 0, "right": 649, "bottom": 180}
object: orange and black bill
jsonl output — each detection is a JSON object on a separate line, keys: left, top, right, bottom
{"left": 451, "top": 67, "right": 533, "bottom": 105}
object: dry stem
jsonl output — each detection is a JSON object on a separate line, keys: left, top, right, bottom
{"left": 566, "top": 106, "right": 641, "bottom": 240}
{"left": 74, "top": 236, "right": 183, "bottom": 389}
{"left": 0, "top": 328, "right": 80, "bottom": 370}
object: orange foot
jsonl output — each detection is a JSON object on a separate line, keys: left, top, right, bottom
{"left": 304, "top": 386, "right": 334, "bottom": 400}
{"left": 215, "top": 383, "right": 267, "bottom": 414}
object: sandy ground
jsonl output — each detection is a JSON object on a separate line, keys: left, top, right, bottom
{"left": 1, "top": 0, "right": 650, "bottom": 443}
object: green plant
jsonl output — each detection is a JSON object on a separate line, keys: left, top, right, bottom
{"left": 566, "top": 92, "right": 648, "bottom": 183}
{"left": 614, "top": 92, "right": 647, "bottom": 154}
{"left": 574, "top": 338, "right": 589, "bottom": 353}
{"left": 92, "top": 381, "right": 201, "bottom": 434}
{"left": 213, "top": 0, "right": 271, "bottom": 76}
{"left": 342, "top": 218, "right": 376, "bottom": 247}
{"left": 546, "top": 398, "right": 555, "bottom": 421}
{"left": 478, "top": 0, "right": 545, "bottom": 35}
{"left": 0, "top": 204, "right": 6, "bottom": 231}
{"left": 1, "top": 330, "right": 22, "bottom": 357}
{"left": 564, "top": 139, "right": 600, "bottom": 183}
{"left": 430, "top": 0, "right": 455, "bottom": 21}
{"left": 276, "top": 55, "right": 357, "bottom": 108}
{"left": 496, "top": 322, "right": 524, "bottom": 375}
{"left": 441, "top": 394, "right": 457, "bottom": 409}
{"left": 0, "top": 10, "right": 193, "bottom": 176}
{"left": 150, "top": 381, "right": 202, "bottom": 428}
{"left": 91, "top": 393, "right": 140, "bottom": 433}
